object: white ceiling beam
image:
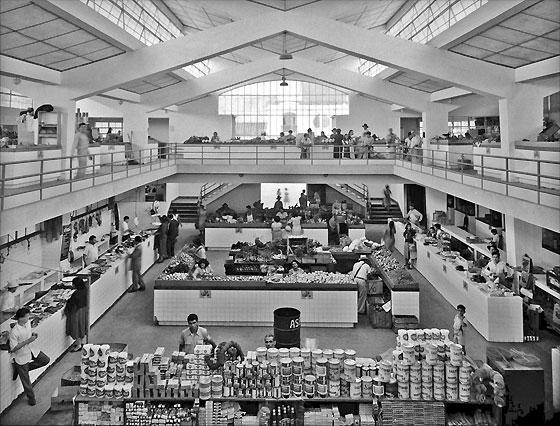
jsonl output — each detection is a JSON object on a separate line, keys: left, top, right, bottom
{"left": 515, "top": 57, "right": 560, "bottom": 83}
{"left": 282, "top": 11, "right": 515, "bottom": 98}
{"left": 430, "top": 87, "right": 472, "bottom": 102}
{"left": 0, "top": 55, "right": 61, "bottom": 85}
{"left": 385, "top": 0, "right": 418, "bottom": 30}
{"left": 62, "top": 10, "right": 286, "bottom": 99}
{"left": 99, "top": 89, "right": 141, "bottom": 103}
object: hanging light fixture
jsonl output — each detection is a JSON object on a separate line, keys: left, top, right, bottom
{"left": 280, "top": 69, "right": 288, "bottom": 87}
{"left": 279, "top": 31, "right": 293, "bottom": 60}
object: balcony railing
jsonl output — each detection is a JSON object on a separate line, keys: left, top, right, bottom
{"left": 1, "top": 143, "right": 558, "bottom": 211}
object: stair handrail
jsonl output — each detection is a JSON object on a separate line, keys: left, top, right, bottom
{"left": 200, "top": 183, "right": 229, "bottom": 202}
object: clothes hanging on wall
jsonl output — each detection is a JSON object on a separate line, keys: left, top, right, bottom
{"left": 42, "top": 216, "right": 63, "bottom": 243}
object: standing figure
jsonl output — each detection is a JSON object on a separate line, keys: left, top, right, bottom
{"left": 403, "top": 223, "right": 417, "bottom": 269}
{"left": 283, "top": 188, "right": 290, "bottom": 206}
{"left": 167, "top": 213, "right": 180, "bottom": 256}
{"left": 271, "top": 216, "right": 283, "bottom": 242}
{"left": 332, "top": 128, "right": 344, "bottom": 159}
{"left": 453, "top": 304, "right": 467, "bottom": 354}
{"left": 298, "top": 190, "right": 308, "bottom": 209}
{"left": 197, "top": 204, "right": 206, "bottom": 238}
{"left": 156, "top": 215, "right": 169, "bottom": 263}
{"left": 383, "top": 185, "right": 392, "bottom": 211}
{"left": 128, "top": 236, "right": 146, "bottom": 292}
{"left": 64, "top": 277, "right": 89, "bottom": 351}
{"left": 349, "top": 255, "right": 373, "bottom": 315}
{"left": 72, "top": 123, "right": 90, "bottom": 179}
{"left": 382, "top": 221, "right": 396, "bottom": 252}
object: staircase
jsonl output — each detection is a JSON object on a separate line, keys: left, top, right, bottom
{"left": 328, "top": 184, "right": 369, "bottom": 210}
{"left": 366, "top": 198, "right": 403, "bottom": 224}
{"left": 169, "top": 197, "right": 199, "bottom": 223}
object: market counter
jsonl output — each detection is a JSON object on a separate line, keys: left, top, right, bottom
{"left": 154, "top": 279, "right": 357, "bottom": 327}
{"left": 205, "top": 223, "right": 328, "bottom": 249}
{"left": 0, "top": 234, "right": 157, "bottom": 413}
{"left": 415, "top": 241, "right": 523, "bottom": 342}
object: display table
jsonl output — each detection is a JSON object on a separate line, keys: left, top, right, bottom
{"left": 0, "top": 234, "right": 156, "bottom": 414}
{"left": 204, "top": 223, "right": 328, "bottom": 249}
{"left": 415, "top": 242, "right": 523, "bottom": 342}
{"left": 154, "top": 280, "right": 357, "bottom": 327}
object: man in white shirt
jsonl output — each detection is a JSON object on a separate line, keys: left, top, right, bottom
{"left": 1, "top": 281, "right": 19, "bottom": 313}
{"left": 408, "top": 130, "right": 423, "bottom": 162}
{"left": 121, "top": 216, "right": 130, "bottom": 241}
{"left": 83, "top": 235, "right": 99, "bottom": 266}
{"left": 484, "top": 251, "right": 511, "bottom": 285}
{"left": 349, "top": 255, "right": 373, "bottom": 315}
{"left": 9, "top": 307, "right": 50, "bottom": 405}
{"left": 179, "top": 313, "right": 216, "bottom": 354}
{"left": 406, "top": 205, "right": 424, "bottom": 229}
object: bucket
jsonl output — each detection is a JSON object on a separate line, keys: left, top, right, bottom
{"left": 328, "top": 380, "right": 340, "bottom": 397}
{"left": 344, "top": 359, "right": 357, "bottom": 380}
{"left": 410, "top": 382, "right": 421, "bottom": 400}
{"left": 361, "top": 376, "right": 373, "bottom": 397}
{"left": 378, "top": 360, "right": 392, "bottom": 382}
{"left": 436, "top": 342, "right": 446, "bottom": 362}
{"left": 398, "top": 381, "right": 410, "bottom": 399}
{"left": 256, "top": 347, "right": 267, "bottom": 362}
{"left": 333, "top": 349, "right": 345, "bottom": 360}
{"left": 289, "top": 347, "right": 300, "bottom": 358}
{"left": 311, "top": 349, "right": 323, "bottom": 364}
{"left": 407, "top": 330, "right": 418, "bottom": 342}
{"left": 459, "top": 363, "right": 472, "bottom": 384}
{"left": 431, "top": 328, "right": 441, "bottom": 341}
{"left": 434, "top": 382, "right": 445, "bottom": 400}
{"left": 315, "top": 358, "right": 328, "bottom": 376}
{"left": 422, "top": 382, "right": 433, "bottom": 400}
{"left": 449, "top": 344, "right": 463, "bottom": 366}
{"left": 327, "top": 359, "right": 340, "bottom": 381}
{"left": 323, "top": 349, "right": 334, "bottom": 360}
{"left": 441, "top": 329, "right": 450, "bottom": 341}
{"left": 425, "top": 343, "right": 438, "bottom": 365}
{"left": 280, "top": 358, "right": 292, "bottom": 376}
{"left": 392, "top": 349, "right": 403, "bottom": 365}
{"left": 398, "top": 329, "right": 409, "bottom": 346}
{"left": 385, "top": 379, "right": 398, "bottom": 398}
{"left": 446, "top": 363, "right": 458, "bottom": 384}
{"left": 402, "top": 343, "right": 415, "bottom": 365}
{"left": 417, "top": 330, "right": 425, "bottom": 341}
{"left": 446, "top": 382, "right": 458, "bottom": 401}
{"left": 459, "top": 382, "right": 471, "bottom": 402}
{"left": 350, "top": 379, "right": 362, "bottom": 399}
{"left": 423, "top": 329, "right": 432, "bottom": 341}
{"left": 433, "top": 362, "right": 445, "bottom": 382}
{"left": 396, "top": 361, "right": 410, "bottom": 382}
{"left": 274, "top": 307, "right": 300, "bottom": 349}
{"left": 409, "top": 362, "right": 421, "bottom": 383}
{"left": 421, "top": 362, "right": 433, "bottom": 383}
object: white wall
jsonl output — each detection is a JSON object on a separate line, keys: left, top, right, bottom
{"left": 425, "top": 187, "right": 448, "bottom": 227}
{"left": 0, "top": 106, "right": 22, "bottom": 126}
{"left": 170, "top": 95, "right": 232, "bottom": 142}
{"left": 148, "top": 117, "right": 169, "bottom": 143}
{"left": 511, "top": 218, "right": 560, "bottom": 270}
{"left": 76, "top": 97, "right": 123, "bottom": 118}
{"left": 449, "top": 94, "right": 499, "bottom": 118}
{"left": 336, "top": 95, "right": 401, "bottom": 139}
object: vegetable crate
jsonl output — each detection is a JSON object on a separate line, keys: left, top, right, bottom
{"left": 367, "top": 301, "right": 392, "bottom": 329}
{"left": 391, "top": 315, "right": 419, "bottom": 333}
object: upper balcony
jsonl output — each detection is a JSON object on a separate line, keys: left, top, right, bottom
{"left": 1, "top": 142, "right": 558, "bottom": 234}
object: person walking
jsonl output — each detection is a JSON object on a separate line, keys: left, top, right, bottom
{"left": 298, "top": 190, "right": 308, "bottom": 209}
{"left": 71, "top": 123, "right": 90, "bottom": 179}
{"left": 64, "top": 277, "right": 89, "bottom": 352}
{"left": 167, "top": 213, "right": 180, "bottom": 256}
{"left": 128, "top": 236, "right": 146, "bottom": 292}
{"left": 382, "top": 221, "right": 396, "bottom": 252}
{"left": 9, "top": 307, "right": 50, "bottom": 406}
{"left": 403, "top": 223, "right": 417, "bottom": 269}
{"left": 383, "top": 185, "right": 392, "bottom": 211}
{"left": 453, "top": 304, "right": 467, "bottom": 354}
{"left": 156, "top": 215, "right": 169, "bottom": 263}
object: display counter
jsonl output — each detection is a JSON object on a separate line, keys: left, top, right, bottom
{"left": 1, "top": 146, "right": 63, "bottom": 188}
{"left": 347, "top": 224, "right": 366, "bottom": 240}
{"left": 154, "top": 279, "right": 357, "bottom": 327}
{"left": 205, "top": 223, "right": 328, "bottom": 249}
{"left": 442, "top": 225, "right": 504, "bottom": 261}
{"left": 0, "top": 233, "right": 156, "bottom": 413}
{"left": 415, "top": 242, "right": 522, "bottom": 342}
{"left": 428, "top": 141, "right": 473, "bottom": 169}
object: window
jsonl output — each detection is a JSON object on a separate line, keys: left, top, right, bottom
{"left": 542, "top": 228, "right": 560, "bottom": 255}
{"left": 476, "top": 205, "right": 503, "bottom": 228}
{"left": 448, "top": 117, "right": 477, "bottom": 137}
{"left": 93, "top": 121, "right": 123, "bottom": 136}
{"left": 455, "top": 197, "right": 475, "bottom": 216}
{"left": 219, "top": 81, "right": 349, "bottom": 138}
{"left": 0, "top": 86, "right": 33, "bottom": 109}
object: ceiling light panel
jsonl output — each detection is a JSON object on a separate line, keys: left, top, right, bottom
{"left": 0, "top": 4, "right": 57, "bottom": 31}
{"left": 500, "top": 13, "right": 559, "bottom": 37}
{"left": 19, "top": 19, "right": 79, "bottom": 39}
{"left": 0, "top": 32, "right": 35, "bottom": 50}
{"left": 482, "top": 54, "right": 529, "bottom": 68}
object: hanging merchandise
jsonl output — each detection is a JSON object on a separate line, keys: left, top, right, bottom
{"left": 96, "top": 211, "right": 102, "bottom": 226}
{"left": 114, "top": 203, "right": 120, "bottom": 231}
{"left": 73, "top": 222, "right": 79, "bottom": 242}
{"left": 88, "top": 215, "right": 93, "bottom": 229}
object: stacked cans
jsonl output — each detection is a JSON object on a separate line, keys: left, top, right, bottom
{"left": 80, "top": 344, "right": 131, "bottom": 399}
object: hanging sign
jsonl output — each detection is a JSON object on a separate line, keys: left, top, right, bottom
{"left": 60, "top": 224, "right": 72, "bottom": 261}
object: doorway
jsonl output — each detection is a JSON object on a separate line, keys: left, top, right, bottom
{"left": 404, "top": 184, "right": 426, "bottom": 227}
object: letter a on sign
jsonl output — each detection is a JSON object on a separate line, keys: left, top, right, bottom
{"left": 290, "top": 318, "right": 300, "bottom": 329}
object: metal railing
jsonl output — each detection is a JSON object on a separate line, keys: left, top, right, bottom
{"left": 1, "top": 142, "right": 558, "bottom": 211}
{"left": 200, "top": 182, "right": 229, "bottom": 203}
{"left": 0, "top": 145, "right": 177, "bottom": 210}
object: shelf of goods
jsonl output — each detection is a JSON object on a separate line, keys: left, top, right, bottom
{"left": 414, "top": 238, "right": 522, "bottom": 342}
{"left": 154, "top": 276, "right": 357, "bottom": 328}
{"left": 0, "top": 233, "right": 156, "bottom": 413}
{"left": 73, "top": 330, "right": 502, "bottom": 425}
{"left": 525, "top": 274, "right": 560, "bottom": 335}
{"left": 36, "top": 111, "right": 61, "bottom": 146}
{"left": 369, "top": 248, "right": 420, "bottom": 325}
{"left": 204, "top": 223, "right": 328, "bottom": 249}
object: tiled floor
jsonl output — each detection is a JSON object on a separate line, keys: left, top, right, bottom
{"left": 0, "top": 224, "right": 558, "bottom": 425}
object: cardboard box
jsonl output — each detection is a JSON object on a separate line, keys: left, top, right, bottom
{"left": 367, "top": 279, "right": 384, "bottom": 295}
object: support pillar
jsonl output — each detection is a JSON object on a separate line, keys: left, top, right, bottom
{"left": 122, "top": 103, "right": 149, "bottom": 150}
{"left": 422, "top": 103, "right": 450, "bottom": 143}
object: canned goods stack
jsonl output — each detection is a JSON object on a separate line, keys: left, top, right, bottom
{"left": 80, "top": 344, "right": 131, "bottom": 399}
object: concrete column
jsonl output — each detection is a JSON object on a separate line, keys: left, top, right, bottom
{"left": 499, "top": 84, "right": 551, "bottom": 155}
{"left": 422, "top": 103, "right": 450, "bottom": 142}
{"left": 504, "top": 214, "right": 518, "bottom": 267}
{"left": 121, "top": 103, "right": 149, "bottom": 150}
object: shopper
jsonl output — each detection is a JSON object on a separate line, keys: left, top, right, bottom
{"left": 383, "top": 185, "right": 392, "bottom": 211}
{"left": 264, "top": 334, "right": 277, "bottom": 349}
{"left": 179, "top": 313, "right": 216, "bottom": 354}
{"left": 1, "top": 281, "right": 19, "bottom": 314}
{"left": 332, "top": 128, "right": 344, "bottom": 159}
{"left": 83, "top": 235, "right": 99, "bottom": 266}
{"left": 244, "top": 205, "right": 254, "bottom": 222}
{"left": 273, "top": 196, "right": 284, "bottom": 212}
{"left": 172, "top": 209, "right": 182, "bottom": 228}
{"left": 288, "top": 213, "right": 302, "bottom": 236}
{"left": 196, "top": 204, "right": 206, "bottom": 237}
{"left": 382, "top": 221, "right": 396, "bottom": 252}
{"left": 288, "top": 260, "right": 305, "bottom": 276}
{"left": 192, "top": 258, "right": 214, "bottom": 280}
{"left": 156, "top": 215, "right": 169, "bottom": 263}
{"left": 121, "top": 216, "right": 131, "bottom": 242}
{"left": 403, "top": 223, "right": 417, "bottom": 269}
{"left": 486, "top": 228, "right": 501, "bottom": 251}
{"left": 190, "top": 239, "right": 207, "bottom": 260}
{"left": 167, "top": 213, "right": 180, "bottom": 256}
{"left": 271, "top": 216, "right": 283, "bottom": 242}
{"left": 405, "top": 205, "right": 424, "bottom": 229}
{"left": 385, "top": 128, "right": 399, "bottom": 157}
{"left": 128, "top": 236, "right": 146, "bottom": 292}
{"left": 453, "top": 304, "right": 467, "bottom": 354}
{"left": 9, "top": 307, "right": 50, "bottom": 406}
{"left": 210, "top": 131, "right": 221, "bottom": 143}
{"left": 349, "top": 254, "right": 373, "bottom": 315}
{"left": 71, "top": 122, "right": 90, "bottom": 179}
{"left": 64, "top": 277, "right": 89, "bottom": 352}
{"left": 299, "top": 190, "right": 308, "bottom": 209}
{"left": 205, "top": 341, "right": 245, "bottom": 370}
{"left": 328, "top": 214, "right": 339, "bottom": 245}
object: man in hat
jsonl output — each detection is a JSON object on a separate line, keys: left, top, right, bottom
{"left": 83, "top": 235, "right": 98, "bottom": 267}
{"left": 1, "top": 281, "right": 19, "bottom": 314}
{"left": 349, "top": 254, "right": 373, "bottom": 315}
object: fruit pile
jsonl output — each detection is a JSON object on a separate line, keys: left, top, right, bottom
{"left": 372, "top": 248, "right": 401, "bottom": 271}
{"left": 161, "top": 252, "right": 196, "bottom": 276}
{"left": 272, "top": 271, "right": 353, "bottom": 284}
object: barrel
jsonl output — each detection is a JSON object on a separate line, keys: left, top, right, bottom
{"left": 274, "top": 307, "right": 301, "bottom": 348}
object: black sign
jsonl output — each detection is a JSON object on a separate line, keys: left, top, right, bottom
{"left": 60, "top": 224, "right": 72, "bottom": 261}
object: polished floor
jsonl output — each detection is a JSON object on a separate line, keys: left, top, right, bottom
{"left": 0, "top": 224, "right": 558, "bottom": 425}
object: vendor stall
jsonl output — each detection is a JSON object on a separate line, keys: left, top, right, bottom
{"left": 0, "top": 231, "right": 157, "bottom": 413}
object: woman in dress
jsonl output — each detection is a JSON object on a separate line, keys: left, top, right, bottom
{"left": 403, "top": 223, "right": 417, "bottom": 269}
{"left": 383, "top": 185, "right": 392, "bottom": 211}
{"left": 383, "top": 220, "right": 396, "bottom": 252}
{"left": 64, "top": 277, "right": 88, "bottom": 352}
{"left": 289, "top": 260, "right": 306, "bottom": 276}
{"left": 271, "top": 216, "right": 283, "bottom": 242}
{"left": 289, "top": 213, "right": 303, "bottom": 236}
{"left": 192, "top": 259, "right": 214, "bottom": 280}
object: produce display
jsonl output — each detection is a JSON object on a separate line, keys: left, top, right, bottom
{"left": 267, "top": 271, "right": 353, "bottom": 284}
{"left": 161, "top": 252, "right": 197, "bottom": 275}
{"left": 371, "top": 247, "right": 417, "bottom": 288}
{"left": 157, "top": 273, "right": 265, "bottom": 281}
{"left": 25, "top": 288, "right": 73, "bottom": 327}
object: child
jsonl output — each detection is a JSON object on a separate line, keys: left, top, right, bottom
{"left": 453, "top": 304, "right": 467, "bottom": 354}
